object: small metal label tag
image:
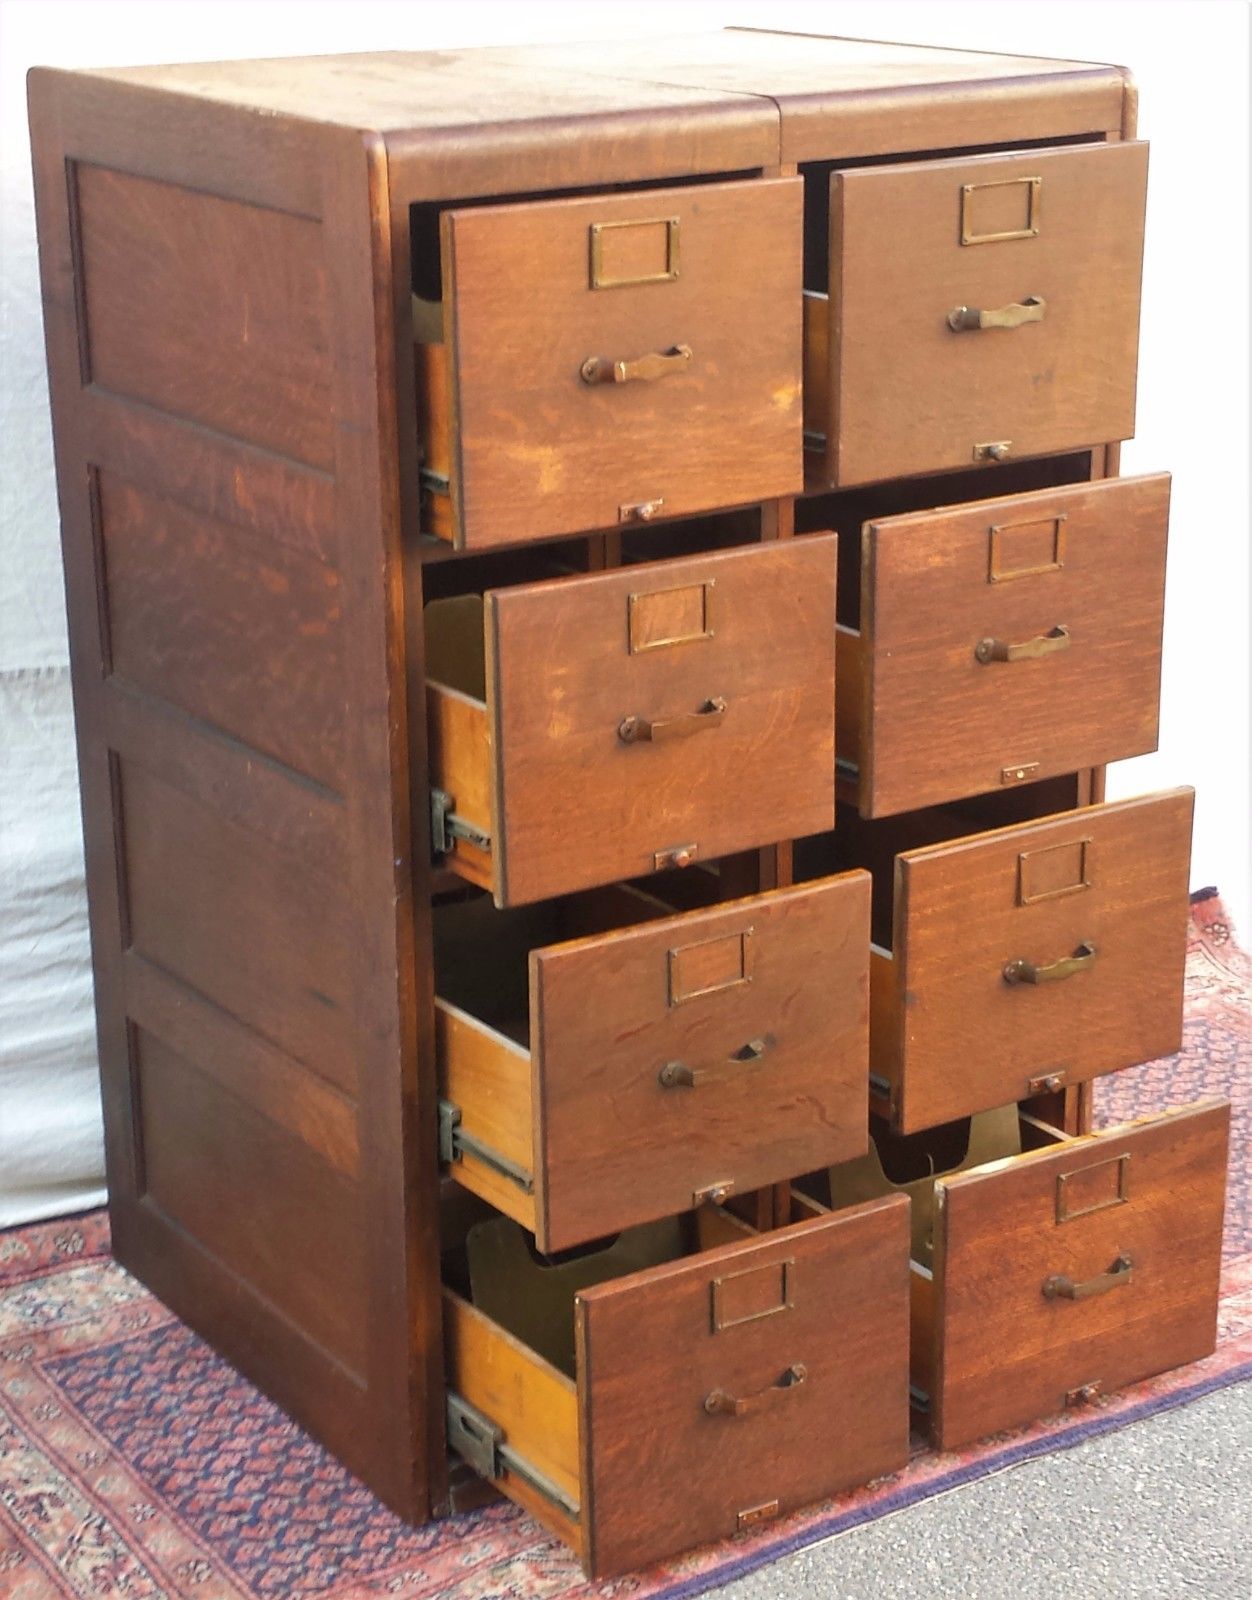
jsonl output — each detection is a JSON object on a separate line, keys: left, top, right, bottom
{"left": 736, "top": 1500, "right": 780, "bottom": 1531}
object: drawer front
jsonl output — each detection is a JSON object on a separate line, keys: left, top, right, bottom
{"left": 487, "top": 537, "right": 837, "bottom": 905}
{"left": 891, "top": 789, "right": 1193, "bottom": 1132}
{"left": 932, "top": 1100, "right": 1229, "bottom": 1449}
{"left": 861, "top": 473, "right": 1170, "bottom": 816}
{"left": 826, "top": 142, "right": 1148, "bottom": 486}
{"left": 445, "top": 177, "right": 803, "bottom": 548}
{"left": 576, "top": 1194, "right": 910, "bottom": 1575}
{"left": 533, "top": 873, "right": 871, "bottom": 1252}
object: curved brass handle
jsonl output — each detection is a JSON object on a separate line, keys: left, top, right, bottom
{"left": 1003, "top": 941, "right": 1097, "bottom": 986}
{"left": 618, "top": 696, "right": 726, "bottom": 745}
{"left": 580, "top": 344, "right": 693, "bottom": 386}
{"left": 704, "top": 1362, "right": 807, "bottom": 1417}
{"left": 948, "top": 296, "right": 1046, "bottom": 332}
{"left": 659, "top": 1037, "right": 771, "bottom": 1090}
{"left": 975, "top": 624, "right": 1070, "bottom": 664}
{"left": 1044, "top": 1253, "right": 1133, "bottom": 1301}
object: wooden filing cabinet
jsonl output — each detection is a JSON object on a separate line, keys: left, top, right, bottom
{"left": 29, "top": 28, "right": 1229, "bottom": 1579}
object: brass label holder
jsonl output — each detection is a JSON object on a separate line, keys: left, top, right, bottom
{"left": 1017, "top": 836, "right": 1093, "bottom": 906}
{"left": 960, "top": 175, "right": 1042, "bottom": 245}
{"left": 1056, "top": 1153, "right": 1131, "bottom": 1223}
{"left": 589, "top": 216, "right": 680, "bottom": 288}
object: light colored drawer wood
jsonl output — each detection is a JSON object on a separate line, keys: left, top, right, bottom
{"left": 425, "top": 538, "right": 837, "bottom": 906}
{"left": 436, "top": 872, "right": 871, "bottom": 1253}
{"left": 829, "top": 1101, "right": 1229, "bottom": 1449}
{"left": 444, "top": 1192, "right": 910, "bottom": 1577}
{"left": 807, "top": 141, "right": 1148, "bottom": 486}
{"left": 416, "top": 176, "right": 803, "bottom": 548}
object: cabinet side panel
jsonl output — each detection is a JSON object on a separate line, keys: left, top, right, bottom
{"left": 29, "top": 73, "right": 431, "bottom": 1518}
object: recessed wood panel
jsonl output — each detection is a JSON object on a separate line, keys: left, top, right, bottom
{"left": 75, "top": 165, "right": 333, "bottom": 467}
{"left": 118, "top": 760, "right": 355, "bottom": 1092}
{"left": 99, "top": 471, "right": 346, "bottom": 788}
{"left": 135, "top": 1025, "right": 366, "bottom": 1376}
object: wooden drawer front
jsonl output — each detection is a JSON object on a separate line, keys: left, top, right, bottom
{"left": 859, "top": 473, "right": 1170, "bottom": 816}
{"left": 931, "top": 1101, "right": 1229, "bottom": 1449}
{"left": 446, "top": 1198, "right": 909, "bottom": 1575}
{"left": 487, "top": 538, "right": 836, "bottom": 905}
{"left": 823, "top": 142, "right": 1148, "bottom": 486}
{"left": 444, "top": 177, "right": 803, "bottom": 547}
{"left": 533, "top": 874, "right": 871, "bottom": 1250}
{"left": 888, "top": 789, "right": 1193, "bottom": 1132}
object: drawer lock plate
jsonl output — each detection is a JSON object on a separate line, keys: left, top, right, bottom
{"left": 446, "top": 1392, "right": 580, "bottom": 1519}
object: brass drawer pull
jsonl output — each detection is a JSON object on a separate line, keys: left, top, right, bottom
{"left": 1003, "top": 941, "right": 1097, "bottom": 986}
{"left": 580, "top": 343, "right": 693, "bottom": 386}
{"left": 948, "top": 295, "right": 1046, "bottom": 332}
{"left": 1043, "top": 1253, "right": 1133, "bottom": 1302}
{"left": 659, "top": 1036, "right": 771, "bottom": 1089}
{"left": 704, "top": 1362, "right": 807, "bottom": 1417}
{"left": 619, "top": 696, "right": 727, "bottom": 744}
{"left": 975, "top": 624, "right": 1070, "bottom": 664}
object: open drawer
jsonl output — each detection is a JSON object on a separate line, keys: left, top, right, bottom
{"left": 442, "top": 1192, "right": 910, "bottom": 1577}
{"left": 835, "top": 472, "right": 1170, "bottom": 816}
{"left": 806, "top": 788, "right": 1194, "bottom": 1133}
{"left": 824, "top": 1099, "right": 1229, "bottom": 1449}
{"left": 414, "top": 175, "right": 802, "bottom": 548}
{"left": 435, "top": 871, "right": 871, "bottom": 1253}
{"left": 425, "top": 537, "right": 837, "bottom": 906}
{"left": 806, "top": 141, "right": 1148, "bottom": 487}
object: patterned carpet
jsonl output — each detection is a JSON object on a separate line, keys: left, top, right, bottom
{"left": 2, "top": 892, "right": 1249, "bottom": 1600}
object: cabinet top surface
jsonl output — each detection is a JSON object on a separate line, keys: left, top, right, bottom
{"left": 74, "top": 28, "right": 1126, "bottom": 135}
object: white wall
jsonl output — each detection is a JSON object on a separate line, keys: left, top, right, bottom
{"left": 1, "top": 1, "right": 1247, "bottom": 1220}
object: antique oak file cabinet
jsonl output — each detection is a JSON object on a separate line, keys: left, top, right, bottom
{"left": 30, "top": 29, "right": 1230, "bottom": 1577}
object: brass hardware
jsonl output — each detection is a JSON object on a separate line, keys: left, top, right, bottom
{"left": 655, "top": 843, "right": 699, "bottom": 871}
{"left": 976, "top": 624, "right": 1070, "bottom": 664}
{"left": 1028, "top": 1071, "right": 1066, "bottom": 1095}
{"left": 737, "top": 1501, "right": 780, "bottom": 1531}
{"left": 668, "top": 927, "right": 753, "bottom": 1004}
{"left": 619, "top": 498, "right": 665, "bottom": 524}
{"left": 628, "top": 580, "right": 714, "bottom": 654}
{"left": 1066, "top": 1381, "right": 1104, "bottom": 1407}
{"left": 693, "top": 1180, "right": 735, "bottom": 1207}
{"left": 438, "top": 1100, "right": 534, "bottom": 1194}
{"left": 712, "top": 1258, "right": 794, "bottom": 1331}
{"left": 419, "top": 467, "right": 450, "bottom": 495}
{"left": 618, "top": 696, "right": 727, "bottom": 745}
{"left": 1043, "top": 1253, "right": 1134, "bottom": 1302}
{"left": 430, "top": 788, "right": 491, "bottom": 857}
{"left": 988, "top": 514, "right": 1067, "bottom": 582}
{"left": 446, "top": 1393, "right": 580, "bottom": 1518}
{"left": 1018, "top": 837, "right": 1093, "bottom": 905}
{"left": 974, "top": 440, "right": 1012, "bottom": 463}
{"left": 589, "top": 215, "right": 680, "bottom": 288}
{"left": 659, "top": 1036, "right": 772, "bottom": 1089}
{"left": 1002, "top": 762, "right": 1040, "bottom": 786}
{"left": 1057, "top": 1153, "right": 1131, "bottom": 1223}
{"left": 1003, "top": 941, "right": 1097, "bottom": 985}
{"left": 960, "top": 175, "right": 1042, "bottom": 245}
{"left": 704, "top": 1362, "right": 807, "bottom": 1417}
{"left": 580, "top": 344, "right": 692, "bottom": 386}
{"left": 948, "top": 295, "right": 1046, "bottom": 332}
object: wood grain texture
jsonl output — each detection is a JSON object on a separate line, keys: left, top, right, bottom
{"left": 75, "top": 164, "right": 334, "bottom": 467}
{"left": 887, "top": 789, "right": 1194, "bottom": 1131}
{"left": 98, "top": 470, "right": 347, "bottom": 788}
{"left": 436, "top": 1001, "right": 535, "bottom": 1233}
{"left": 932, "top": 1100, "right": 1229, "bottom": 1449}
{"left": 487, "top": 538, "right": 837, "bottom": 905}
{"left": 824, "top": 141, "right": 1148, "bottom": 486}
{"left": 858, "top": 472, "right": 1170, "bottom": 815}
{"left": 444, "top": 177, "right": 802, "bottom": 548}
{"left": 531, "top": 874, "right": 871, "bottom": 1251}
{"left": 577, "top": 1194, "right": 910, "bottom": 1576}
